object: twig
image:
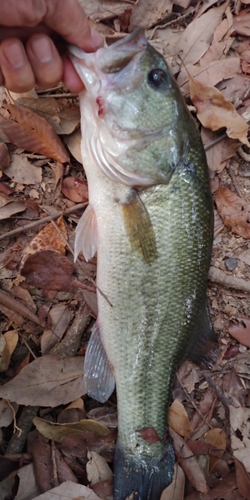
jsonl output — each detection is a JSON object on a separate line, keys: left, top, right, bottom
{"left": 39, "top": 93, "right": 78, "bottom": 98}
{"left": 204, "top": 133, "right": 227, "bottom": 151}
{"left": 209, "top": 266, "right": 250, "bottom": 293}
{"left": 6, "top": 406, "right": 39, "bottom": 454}
{"left": 176, "top": 373, "right": 213, "bottom": 429}
{"left": 202, "top": 371, "right": 237, "bottom": 413}
{"left": 0, "top": 202, "right": 87, "bottom": 241}
{"left": 0, "top": 290, "right": 42, "bottom": 326}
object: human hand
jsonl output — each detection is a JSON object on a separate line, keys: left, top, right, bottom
{"left": 0, "top": 0, "right": 103, "bottom": 93}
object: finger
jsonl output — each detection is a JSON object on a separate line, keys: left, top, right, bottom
{"left": 43, "top": 0, "right": 103, "bottom": 51}
{"left": 0, "top": 38, "right": 35, "bottom": 92}
{"left": 62, "top": 57, "right": 84, "bottom": 93}
{"left": 26, "top": 33, "right": 63, "bottom": 89}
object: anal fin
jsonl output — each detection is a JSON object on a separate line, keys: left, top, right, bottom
{"left": 84, "top": 322, "right": 115, "bottom": 403}
{"left": 74, "top": 204, "right": 98, "bottom": 262}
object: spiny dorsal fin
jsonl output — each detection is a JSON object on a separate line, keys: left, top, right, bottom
{"left": 121, "top": 189, "right": 158, "bottom": 264}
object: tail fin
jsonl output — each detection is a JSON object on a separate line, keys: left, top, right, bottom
{"left": 113, "top": 440, "right": 175, "bottom": 500}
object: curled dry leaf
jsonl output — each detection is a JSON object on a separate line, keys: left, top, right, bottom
{"left": 0, "top": 354, "right": 85, "bottom": 406}
{"left": 228, "top": 318, "right": 250, "bottom": 348}
{"left": 62, "top": 177, "right": 88, "bottom": 203}
{"left": 168, "top": 399, "right": 192, "bottom": 438}
{"left": 232, "top": 8, "right": 250, "bottom": 36}
{"left": 204, "top": 428, "right": 227, "bottom": 473}
{"left": 0, "top": 102, "right": 69, "bottom": 163}
{"left": 33, "top": 416, "right": 110, "bottom": 442}
{"left": 0, "top": 330, "right": 19, "bottom": 372}
{"left": 189, "top": 76, "right": 250, "bottom": 146}
{"left": 215, "top": 186, "right": 250, "bottom": 238}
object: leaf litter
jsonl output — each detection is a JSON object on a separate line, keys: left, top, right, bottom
{"left": 0, "top": 1, "right": 250, "bottom": 499}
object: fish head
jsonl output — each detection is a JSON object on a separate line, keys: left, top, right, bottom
{"left": 69, "top": 29, "right": 196, "bottom": 187}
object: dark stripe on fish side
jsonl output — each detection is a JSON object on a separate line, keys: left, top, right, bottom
{"left": 121, "top": 189, "right": 158, "bottom": 264}
{"left": 113, "top": 439, "right": 175, "bottom": 500}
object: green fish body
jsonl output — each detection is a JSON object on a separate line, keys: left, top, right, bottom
{"left": 69, "top": 30, "right": 214, "bottom": 500}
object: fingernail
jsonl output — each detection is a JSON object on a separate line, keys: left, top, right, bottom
{"left": 90, "top": 28, "right": 103, "bottom": 50}
{"left": 3, "top": 42, "right": 25, "bottom": 68}
{"left": 31, "top": 36, "right": 53, "bottom": 63}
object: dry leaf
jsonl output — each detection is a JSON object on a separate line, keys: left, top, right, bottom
{"left": 215, "top": 186, "right": 250, "bottom": 238}
{"left": 168, "top": 399, "right": 192, "bottom": 438}
{"left": 160, "top": 464, "right": 185, "bottom": 500}
{"left": 233, "top": 8, "right": 250, "bottom": 36}
{"left": 229, "top": 318, "right": 250, "bottom": 348}
{"left": 189, "top": 76, "right": 250, "bottom": 146}
{"left": 33, "top": 416, "right": 110, "bottom": 442}
{"left": 0, "top": 399, "right": 18, "bottom": 427}
{"left": 0, "top": 102, "right": 69, "bottom": 163}
{"left": 5, "top": 154, "right": 42, "bottom": 185}
{"left": 201, "top": 128, "right": 240, "bottom": 174}
{"left": 21, "top": 216, "right": 67, "bottom": 265}
{"left": 0, "top": 330, "right": 19, "bottom": 372}
{"left": 234, "top": 457, "right": 250, "bottom": 500}
{"left": 33, "top": 481, "right": 102, "bottom": 500}
{"left": 17, "top": 97, "right": 80, "bottom": 135}
{"left": 0, "top": 354, "right": 85, "bottom": 406}
{"left": 64, "top": 129, "right": 82, "bottom": 163}
{"left": 86, "top": 451, "right": 113, "bottom": 485}
{"left": 0, "top": 142, "right": 10, "bottom": 170}
{"left": 79, "top": 0, "right": 133, "bottom": 22}
{"left": 137, "top": 427, "right": 161, "bottom": 444}
{"left": 0, "top": 200, "right": 26, "bottom": 220}
{"left": 62, "top": 177, "right": 88, "bottom": 203}
{"left": 170, "top": 428, "right": 209, "bottom": 493}
{"left": 229, "top": 396, "right": 250, "bottom": 473}
{"left": 21, "top": 250, "right": 75, "bottom": 291}
{"left": 130, "top": 0, "right": 172, "bottom": 30}
{"left": 177, "top": 56, "right": 240, "bottom": 91}
{"left": 41, "top": 303, "right": 73, "bottom": 354}
{"left": 205, "top": 428, "right": 227, "bottom": 472}
{"left": 176, "top": 3, "right": 227, "bottom": 65}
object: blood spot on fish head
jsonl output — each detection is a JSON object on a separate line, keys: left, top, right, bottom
{"left": 96, "top": 96, "right": 105, "bottom": 117}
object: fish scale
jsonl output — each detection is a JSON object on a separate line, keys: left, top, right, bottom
{"left": 69, "top": 28, "right": 214, "bottom": 500}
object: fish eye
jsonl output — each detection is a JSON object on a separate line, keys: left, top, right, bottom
{"left": 147, "top": 68, "right": 168, "bottom": 89}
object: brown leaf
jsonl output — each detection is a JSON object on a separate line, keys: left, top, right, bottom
{"left": 233, "top": 8, "right": 250, "bottom": 36}
{"left": 60, "top": 428, "right": 116, "bottom": 461}
{"left": 33, "top": 416, "right": 110, "bottom": 442}
{"left": 32, "top": 481, "right": 103, "bottom": 499}
{"left": 92, "top": 476, "right": 113, "bottom": 500}
{"left": 130, "top": 0, "right": 172, "bottom": 30}
{"left": 21, "top": 250, "right": 75, "bottom": 291}
{"left": 205, "top": 428, "right": 227, "bottom": 472}
{"left": 234, "top": 457, "right": 250, "bottom": 500}
{"left": 0, "top": 142, "right": 10, "bottom": 170}
{"left": 86, "top": 451, "right": 113, "bottom": 486}
{"left": 176, "top": 3, "right": 227, "bottom": 65}
{"left": 168, "top": 399, "right": 192, "bottom": 438}
{"left": 0, "top": 200, "right": 26, "bottom": 220}
{"left": 22, "top": 215, "right": 68, "bottom": 263}
{"left": 0, "top": 102, "right": 69, "bottom": 163}
{"left": 215, "top": 186, "right": 250, "bottom": 238}
{"left": 17, "top": 97, "right": 80, "bottom": 135}
{"left": 62, "top": 177, "right": 88, "bottom": 203}
{"left": 160, "top": 464, "right": 185, "bottom": 500}
{"left": 189, "top": 77, "right": 250, "bottom": 146}
{"left": 169, "top": 428, "right": 209, "bottom": 494}
{"left": 0, "top": 354, "right": 85, "bottom": 406}
{"left": 229, "top": 318, "right": 250, "bottom": 348}
{"left": 5, "top": 154, "right": 42, "bottom": 185}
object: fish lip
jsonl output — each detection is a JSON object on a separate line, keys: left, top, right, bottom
{"left": 106, "top": 28, "right": 148, "bottom": 51}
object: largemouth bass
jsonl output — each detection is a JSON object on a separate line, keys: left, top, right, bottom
{"left": 69, "top": 29, "right": 214, "bottom": 500}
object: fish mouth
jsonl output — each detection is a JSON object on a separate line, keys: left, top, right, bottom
{"left": 100, "top": 28, "right": 148, "bottom": 73}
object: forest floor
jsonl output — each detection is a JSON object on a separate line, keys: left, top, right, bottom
{"left": 0, "top": 1, "right": 250, "bottom": 499}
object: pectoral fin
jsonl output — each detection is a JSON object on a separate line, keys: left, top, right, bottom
{"left": 74, "top": 204, "right": 98, "bottom": 262}
{"left": 84, "top": 322, "right": 115, "bottom": 403}
{"left": 121, "top": 190, "right": 158, "bottom": 264}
